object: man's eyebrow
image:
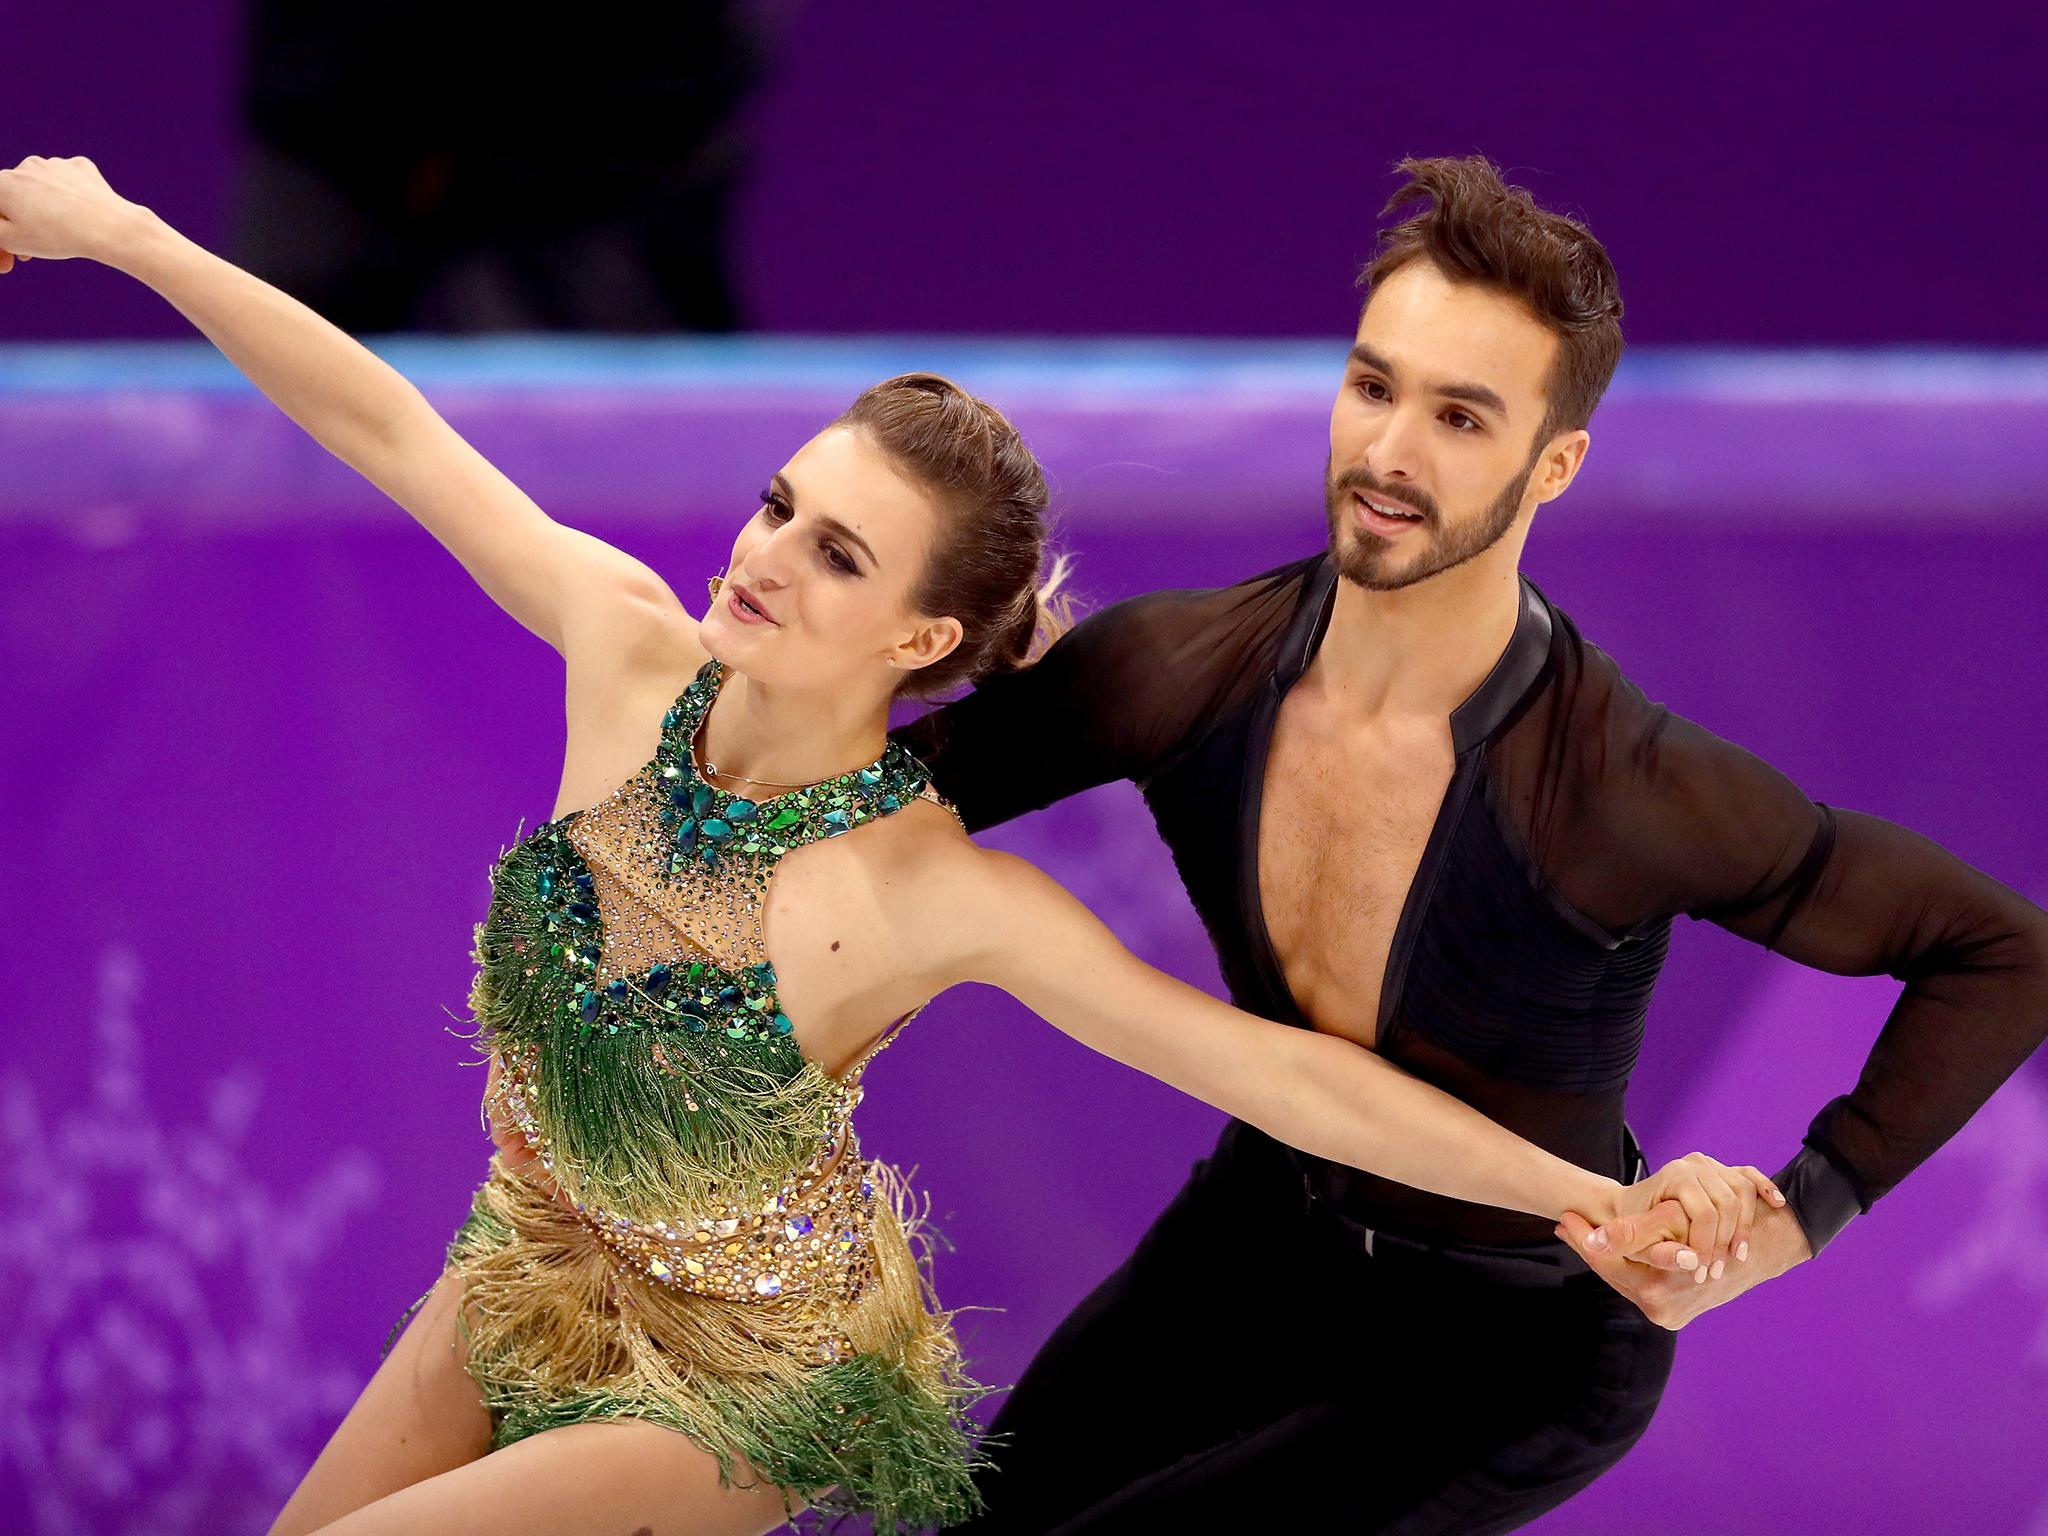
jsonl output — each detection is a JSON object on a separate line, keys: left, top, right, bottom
{"left": 772, "top": 472, "right": 878, "bottom": 565}
{"left": 1348, "top": 343, "right": 1511, "bottom": 421}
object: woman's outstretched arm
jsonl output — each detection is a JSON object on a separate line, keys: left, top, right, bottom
{"left": 0, "top": 155, "right": 691, "bottom": 656}
{"left": 909, "top": 836, "right": 1783, "bottom": 1274}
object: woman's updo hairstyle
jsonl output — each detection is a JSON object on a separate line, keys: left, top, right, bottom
{"left": 835, "top": 372, "right": 1075, "bottom": 698}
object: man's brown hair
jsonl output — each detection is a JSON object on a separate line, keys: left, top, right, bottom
{"left": 1360, "top": 155, "right": 1624, "bottom": 448}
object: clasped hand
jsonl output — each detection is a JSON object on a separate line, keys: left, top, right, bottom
{"left": 1563, "top": 1152, "right": 1809, "bottom": 1329}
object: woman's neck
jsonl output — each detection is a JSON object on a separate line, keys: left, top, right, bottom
{"left": 697, "top": 665, "right": 892, "bottom": 790}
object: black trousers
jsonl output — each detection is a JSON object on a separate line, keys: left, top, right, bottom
{"left": 959, "top": 1125, "right": 1677, "bottom": 1535}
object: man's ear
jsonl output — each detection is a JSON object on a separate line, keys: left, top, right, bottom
{"left": 1531, "top": 428, "right": 1591, "bottom": 507}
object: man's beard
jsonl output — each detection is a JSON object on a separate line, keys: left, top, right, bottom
{"left": 1323, "top": 451, "right": 1536, "bottom": 592}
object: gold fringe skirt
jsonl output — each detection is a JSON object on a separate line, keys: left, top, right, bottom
{"left": 437, "top": 1157, "right": 988, "bottom": 1532}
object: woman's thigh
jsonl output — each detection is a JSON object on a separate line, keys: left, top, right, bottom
{"left": 300, "top": 1417, "right": 798, "bottom": 1536}
{"left": 269, "top": 1271, "right": 495, "bottom": 1536}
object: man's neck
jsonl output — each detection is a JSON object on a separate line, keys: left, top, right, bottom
{"left": 1309, "top": 549, "right": 1526, "bottom": 725}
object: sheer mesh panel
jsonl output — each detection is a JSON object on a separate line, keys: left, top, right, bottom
{"left": 902, "top": 550, "right": 2048, "bottom": 1232}
{"left": 567, "top": 766, "right": 766, "bottom": 976}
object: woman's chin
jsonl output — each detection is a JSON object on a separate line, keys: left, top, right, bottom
{"left": 696, "top": 617, "right": 785, "bottom": 682}
{"left": 696, "top": 610, "right": 752, "bottom": 657}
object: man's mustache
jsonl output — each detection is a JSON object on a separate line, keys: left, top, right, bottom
{"left": 1329, "top": 468, "right": 1439, "bottom": 525}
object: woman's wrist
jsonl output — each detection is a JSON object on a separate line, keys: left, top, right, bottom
{"left": 98, "top": 203, "right": 178, "bottom": 278}
{"left": 1554, "top": 1169, "right": 1623, "bottom": 1226}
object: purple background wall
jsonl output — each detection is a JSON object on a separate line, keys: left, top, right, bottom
{"left": 4, "top": 1, "right": 2048, "bottom": 1531}
{"left": 2, "top": 342, "right": 2046, "bottom": 1534}
{"left": 5, "top": 2, "right": 2048, "bottom": 343}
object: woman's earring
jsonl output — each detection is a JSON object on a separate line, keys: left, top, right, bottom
{"left": 707, "top": 571, "right": 726, "bottom": 603}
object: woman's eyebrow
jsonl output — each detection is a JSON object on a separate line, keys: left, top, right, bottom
{"left": 772, "top": 472, "right": 878, "bottom": 565}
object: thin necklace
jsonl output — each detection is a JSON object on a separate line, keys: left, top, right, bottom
{"left": 698, "top": 759, "right": 812, "bottom": 790}
{"left": 690, "top": 707, "right": 879, "bottom": 793}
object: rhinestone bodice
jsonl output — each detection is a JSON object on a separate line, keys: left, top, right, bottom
{"left": 469, "top": 659, "right": 949, "bottom": 1303}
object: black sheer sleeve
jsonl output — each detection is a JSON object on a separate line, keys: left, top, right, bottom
{"left": 1527, "top": 635, "right": 2048, "bottom": 1255}
{"left": 893, "top": 559, "right": 1313, "bottom": 833}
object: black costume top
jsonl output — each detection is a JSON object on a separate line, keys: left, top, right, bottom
{"left": 895, "top": 552, "right": 2048, "bottom": 1254}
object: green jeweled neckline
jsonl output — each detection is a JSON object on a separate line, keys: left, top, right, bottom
{"left": 651, "top": 660, "right": 932, "bottom": 876}
{"left": 518, "top": 821, "right": 801, "bottom": 1046}
{"left": 493, "top": 661, "right": 939, "bottom": 1053}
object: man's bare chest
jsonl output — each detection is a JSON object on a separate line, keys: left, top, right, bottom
{"left": 1256, "top": 697, "right": 1455, "bottom": 1049}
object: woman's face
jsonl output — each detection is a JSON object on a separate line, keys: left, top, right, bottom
{"left": 696, "top": 425, "right": 960, "bottom": 696}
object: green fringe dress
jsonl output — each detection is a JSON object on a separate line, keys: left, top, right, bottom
{"left": 440, "top": 659, "right": 985, "bottom": 1531}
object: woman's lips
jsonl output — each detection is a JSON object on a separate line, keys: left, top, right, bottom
{"left": 728, "top": 583, "right": 777, "bottom": 624}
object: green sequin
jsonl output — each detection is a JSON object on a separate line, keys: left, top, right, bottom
{"left": 456, "top": 664, "right": 979, "bottom": 1534}
{"left": 468, "top": 660, "right": 950, "bottom": 1204}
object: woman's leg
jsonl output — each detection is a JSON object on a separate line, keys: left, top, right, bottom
{"left": 269, "top": 1272, "right": 495, "bottom": 1536}
{"left": 301, "top": 1417, "right": 799, "bottom": 1536}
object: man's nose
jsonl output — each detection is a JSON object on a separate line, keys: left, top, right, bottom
{"left": 1364, "top": 409, "right": 1427, "bottom": 481}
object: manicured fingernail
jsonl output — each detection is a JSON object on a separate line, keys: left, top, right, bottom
{"left": 1710, "top": 1259, "right": 1726, "bottom": 1280}
{"left": 1694, "top": 1265, "right": 1709, "bottom": 1284}
{"left": 1676, "top": 1249, "right": 1699, "bottom": 1271}
{"left": 1584, "top": 1228, "right": 1610, "bottom": 1252}
{"left": 1553, "top": 1226, "right": 1566, "bottom": 1241}
{"left": 1737, "top": 1241, "right": 1749, "bottom": 1262}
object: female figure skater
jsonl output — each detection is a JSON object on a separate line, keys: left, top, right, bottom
{"left": 0, "top": 157, "right": 1781, "bottom": 1536}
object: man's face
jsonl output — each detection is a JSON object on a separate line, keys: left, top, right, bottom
{"left": 1326, "top": 261, "right": 1561, "bottom": 591}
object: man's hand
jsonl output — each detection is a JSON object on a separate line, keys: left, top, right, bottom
{"left": 1593, "top": 1152, "right": 1786, "bottom": 1279}
{"left": 1558, "top": 1197, "right": 1814, "bottom": 1329}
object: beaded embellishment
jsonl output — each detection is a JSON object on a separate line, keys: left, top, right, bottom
{"left": 448, "top": 660, "right": 986, "bottom": 1530}
{"left": 467, "top": 658, "right": 950, "bottom": 1302}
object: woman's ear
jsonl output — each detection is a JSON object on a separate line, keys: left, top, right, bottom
{"left": 890, "top": 615, "right": 964, "bottom": 674}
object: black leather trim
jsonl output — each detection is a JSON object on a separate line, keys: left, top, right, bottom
{"left": 1286, "top": 555, "right": 1340, "bottom": 681}
{"left": 1289, "top": 556, "right": 1556, "bottom": 754}
{"left": 1774, "top": 1143, "right": 1864, "bottom": 1256}
{"left": 1451, "top": 577, "right": 1555, "bottom": 754}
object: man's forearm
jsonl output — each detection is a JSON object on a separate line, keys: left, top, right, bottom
{"left": 1777, "top": 811, "right": 2048, "bottom": 1253}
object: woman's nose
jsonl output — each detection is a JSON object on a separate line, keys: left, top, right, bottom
{"left": 746, "top": 526, "right": 798, "bottom": 586}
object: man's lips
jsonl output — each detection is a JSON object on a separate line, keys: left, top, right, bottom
{"left": 1352, "top": 489, "right": 1427, "bottom": 537}
{"left": 728, "top": 581, "right": 777, "bottom": 624}
{"left": 1352, "top": 489, "right": 1425, "bottom": 521}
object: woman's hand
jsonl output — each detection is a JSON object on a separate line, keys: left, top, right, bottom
{"left": 1582, "top": 1153, "right": 1788, "bottom": 1281}
{"left": 0, "top": 155, "right": 150, "bottom": 270}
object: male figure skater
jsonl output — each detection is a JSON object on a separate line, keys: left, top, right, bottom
{"left": 895, "top": 156, "right": 2048, "bottom": 1533}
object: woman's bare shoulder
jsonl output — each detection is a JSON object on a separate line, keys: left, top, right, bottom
{"left": 768, "top": 792, "right": 976, "bottom": 900}
{"left": 856, "top": 806, "right": 1069, "bottom": 978}
{"left": 551, "top": 611, "right": 711, "bottom": 817}
{"left": 842, "top": 800, "right": 1006, "bottom": 931}
{"left": 570, "top": 574, "right": 709, "bottom": 674}
{"left": 851, "top": 795, "right": 980, "bottom": 884}
{"left": 562, "top": 571, "right": 709, "bottom": 700}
